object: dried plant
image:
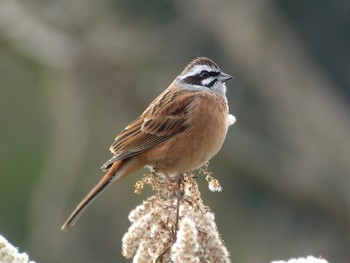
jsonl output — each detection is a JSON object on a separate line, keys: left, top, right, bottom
{"left": 271, "top": 256, "right": 329, "bottom": 263}
{"left": 0, "top": 235, "right": 35, "bottom": 263}
{"left": 122, "top": 168, "right": 230, "bottom": 263}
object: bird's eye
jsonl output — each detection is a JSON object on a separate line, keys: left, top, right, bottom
{"left": 200, "top": 70, "right": 210, "bottom": 78}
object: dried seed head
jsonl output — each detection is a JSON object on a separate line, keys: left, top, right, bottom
{"left": 122, "top": 170, "right": 230, "bottom": 262}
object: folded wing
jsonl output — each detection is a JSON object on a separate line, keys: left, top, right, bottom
{"left": 101, "top": 91, "right": 194, "bottom": 170}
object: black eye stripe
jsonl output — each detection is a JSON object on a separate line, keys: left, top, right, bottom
{"left": 200, "top": 71, "right": 220, "bottom": 78}
{"left": 183, "top": 75, "right": 202, "bottom": 85}
{"left": 183, "top": 70, "right": 220, "bottom": 87}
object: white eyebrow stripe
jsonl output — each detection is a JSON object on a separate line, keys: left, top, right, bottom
{"left": 179, "top": 64, "right": 215, "bottom": 79}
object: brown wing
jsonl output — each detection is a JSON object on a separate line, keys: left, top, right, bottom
{"left": 101, "top": 90, "right": 194, "bottom": 170}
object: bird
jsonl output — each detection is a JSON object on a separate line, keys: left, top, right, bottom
{"left": 61, "top": 57, "right": 233, "bottom": 231}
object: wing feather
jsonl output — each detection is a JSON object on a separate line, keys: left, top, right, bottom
{"left": 101, "top": 90, "right": 194, "bottom": 171}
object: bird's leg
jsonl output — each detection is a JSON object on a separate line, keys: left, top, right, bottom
{"left": 158, "top": 167, "right": 174, "bottom": 183}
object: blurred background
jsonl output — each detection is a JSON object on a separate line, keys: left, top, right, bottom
{"left": 0, "top": 0, "right": 349, "bottom": 262}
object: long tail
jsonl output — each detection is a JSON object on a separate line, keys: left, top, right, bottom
{"left": 61, "top": 161, "right": 123, "bottom": 231}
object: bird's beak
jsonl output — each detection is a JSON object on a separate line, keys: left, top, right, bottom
{"left": 218, "top": 72, "right": 233, "bottom": 82}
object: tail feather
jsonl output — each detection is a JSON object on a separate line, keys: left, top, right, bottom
{"left": 61, "top": 161, "right": 122, "bottom": 231}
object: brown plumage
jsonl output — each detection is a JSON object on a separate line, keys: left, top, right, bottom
{"left": 61, "top": 57, "right": 232, "bottom": 230}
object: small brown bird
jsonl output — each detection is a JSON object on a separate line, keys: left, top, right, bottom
{"left": 61, "top": 57, "right": 233, "bottom": 231}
